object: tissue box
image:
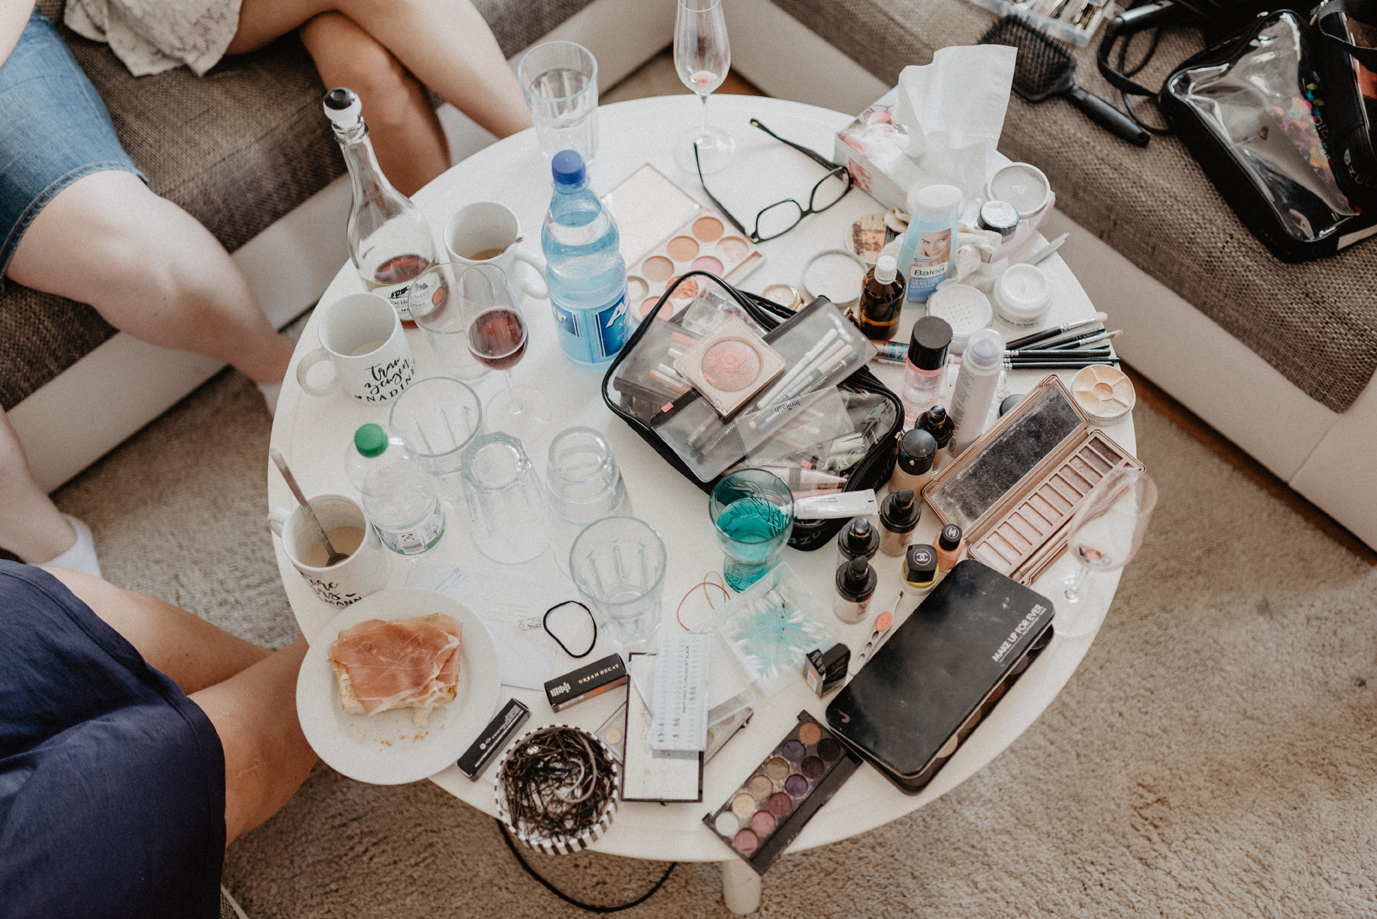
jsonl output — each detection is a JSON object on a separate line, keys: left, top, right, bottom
{"left": 834, "top": 88, "right": 918, "bottom": 212}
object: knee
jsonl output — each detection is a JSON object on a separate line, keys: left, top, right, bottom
{"left": 329, "top": 40, "right": 426, "bottom": 133}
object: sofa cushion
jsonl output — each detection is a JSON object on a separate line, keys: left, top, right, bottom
{"left": 772, "top": 0, "right": 1377, "bottom": 413}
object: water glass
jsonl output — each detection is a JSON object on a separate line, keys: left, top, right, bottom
{"left": 546, "top": 427, "right": 633, "bottom": 570}
{"left": 388, "top": 376, "right": 483, "bottom": 505}
{"left": 517, "top": 41, "right": 599, "bottom": 162}
{"left": 568, "top": 516, "right": 667, "bottom": 651}
{"left": 710, "top": 469, "right": 795, "bottom": 590}
{"left": 458, "top": 432, "right": 550, "bottom": 564}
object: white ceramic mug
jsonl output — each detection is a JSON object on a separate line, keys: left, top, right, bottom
{"left": 444, "top": 201, "right": 548, "bottom": 299}
{"left": 296, "top": 293, "right": 415, "bottom": 403}
{"left": 268, "top": 493, "right": 391, "bottom": 606}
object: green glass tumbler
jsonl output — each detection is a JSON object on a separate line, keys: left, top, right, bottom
{"left": 710, "top": 469, "right": 795, "bottom": 591}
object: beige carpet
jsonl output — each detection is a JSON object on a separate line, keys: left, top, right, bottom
{"left": 50, "top": 362, "right": 1377, "bottom": 918}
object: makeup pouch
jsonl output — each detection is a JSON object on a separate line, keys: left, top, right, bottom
{"left": 1159, "top": 7, "right": 1377, "bottom": 260}
{"left": 601, "top": 271, "right": 903, "bottom": 551}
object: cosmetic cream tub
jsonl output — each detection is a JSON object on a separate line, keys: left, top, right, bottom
{"left": 993, "top": 263, "right": 1053, "bottom": 327}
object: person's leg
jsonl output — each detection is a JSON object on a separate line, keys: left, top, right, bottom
{"left": 45, "top": 567, "right": 317, "bottom": 845}
{"left": 5, "top": 171, "right": 293, "bottom": 386}
{"left": 0, "top": 408, "right": 77, "bottom": 564}
{"left": 229, "top": 0, "right": 532, "bottom": 140}
{"left": 300, "top": 12, "right": 449, "bottom": 196}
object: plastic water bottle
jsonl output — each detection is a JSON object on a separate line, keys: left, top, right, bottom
{"left": 541, "top": 150, "right": 628, "bottom": 365}
{"left": 345, "top": 424, "right": 445, "bottom": 555}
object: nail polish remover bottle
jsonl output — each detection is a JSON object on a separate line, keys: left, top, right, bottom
{"left": 834, "top": 556, "right": 878, "bottom": 624}
{"left": 879, "top": 489, "right": 921, "bottom": 556}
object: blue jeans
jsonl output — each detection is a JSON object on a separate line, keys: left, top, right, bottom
{"left": 0, "top": 8, "right": 144, "bottom": 286}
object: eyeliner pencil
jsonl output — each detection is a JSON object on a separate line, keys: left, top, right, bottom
{"left": 1004, "top": 312, "right": 1107, "bottom": 350}
{"left": 1003, "top": 358, "right": 1121, "bottom": 369}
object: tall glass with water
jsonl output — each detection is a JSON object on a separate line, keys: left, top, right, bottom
{"left": 517, "top": 41, "right": 599, "bottom": 162}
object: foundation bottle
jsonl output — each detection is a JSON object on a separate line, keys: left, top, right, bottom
{"left": 936, "top": 524, "right": 965, "bottom": 573}
{"left": 858, "top": 255, "right": 906, "bottom": 342}
{"left": 903, "top": 544, "right": 938, "bottom": 591}
{"left": 834, "top": 557, "right": 878, "bottom": 624}
{"left": 836, "top": 516, "right": 881, "bottom": 567}
{"left": 900, "top": 317, "right": 952, "bottom": 428}
{"left": 917, "top": 406, "right": 954, "bottom": 472}
{"left": 890, "top": 428, "right": 937, "bottom": 493}
{"left": 878, "top": 489, "right": 921, "bottom": 556}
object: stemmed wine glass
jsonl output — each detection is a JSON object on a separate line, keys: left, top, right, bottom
{"left": 674, "top": 0, "right": 736, "bottom": 174}
{"left": 456, "top": 263, "right": 548, "bottom": 441}
{"left": 1056, "top": 467, "right": 1158, "bottom": 639}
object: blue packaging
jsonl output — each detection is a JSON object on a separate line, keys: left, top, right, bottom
{"left": 895, "top": 184, "right": 961, "bottom": 306}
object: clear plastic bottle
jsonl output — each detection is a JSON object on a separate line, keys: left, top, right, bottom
{"left": 323, "top": 88, "right": 436, "bottom": 320}
{"left": 540, "top": 150, "right": 628, "bottom": 365}
{"left": 895, "top": 184, "right": 961, "bottom": 306}
{"left": 900, "top": 316, "right": 952, "bottom": 427}
{"left": 345, "top": 423, "right": 445, "bottom": 555}
{"left": 947, "top": 328, "right": 1006, "bottom": 458}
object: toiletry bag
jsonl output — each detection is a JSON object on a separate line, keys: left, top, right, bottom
{"left": 601, "top": 271, "right": 903, "bottom": 551}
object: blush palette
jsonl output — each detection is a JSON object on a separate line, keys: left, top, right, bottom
{"left": 703, "top": 710, "right": 860, "bottom": 875}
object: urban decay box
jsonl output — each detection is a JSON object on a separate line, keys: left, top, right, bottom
{"left": 825, "top": 560, "right": 1054, "bottom": 794}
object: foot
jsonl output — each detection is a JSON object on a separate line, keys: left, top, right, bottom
{"left": 41, "top": 514, "right": 102, "bottom": 579}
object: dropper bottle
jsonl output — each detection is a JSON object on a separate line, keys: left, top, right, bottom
{"left": 858, "top": 255, "right": 906, "bottom": 342}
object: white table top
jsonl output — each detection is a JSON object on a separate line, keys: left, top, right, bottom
{"left": 270, "top": 94, "right": 1135, "bottom": 863}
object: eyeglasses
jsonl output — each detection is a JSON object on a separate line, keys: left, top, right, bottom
{"left": 694, "top": 119, "right": 854, "bottom": 244}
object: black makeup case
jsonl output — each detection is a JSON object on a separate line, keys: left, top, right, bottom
{"left": 601, "top": 271, "right": 903, "bottom": 551}
{"left": 825, "top": 560, "right": 1055, "bottom": 794}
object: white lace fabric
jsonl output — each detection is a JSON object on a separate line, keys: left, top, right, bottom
{"left": 64, "top": 0, "right": 244, "bottom": 77}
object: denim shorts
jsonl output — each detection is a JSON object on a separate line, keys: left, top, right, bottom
{"left": 0, "top": 8, "right": 145, "bottom": 286}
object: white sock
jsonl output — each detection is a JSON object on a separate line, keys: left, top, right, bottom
{"left": 43, "top": 514, "right": 102, "bottom": 579}
{"left": 257, "top": 381, "right": 282, "bottom": 417}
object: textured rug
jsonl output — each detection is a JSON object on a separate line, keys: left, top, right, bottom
{"left": 52, "top": 363, "right": 1377, "bottom": 919}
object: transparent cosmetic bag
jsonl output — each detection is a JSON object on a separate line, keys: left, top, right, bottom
{"left": 600, "top": 271, "right": 902, "bottom": 551}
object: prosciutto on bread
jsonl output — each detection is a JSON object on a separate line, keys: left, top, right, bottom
{"left": 327, "top": 612, "right": 463, "bottom": 726}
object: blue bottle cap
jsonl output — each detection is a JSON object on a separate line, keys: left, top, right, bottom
{"left": 552, "top": 150, "right": 586, "bottom": 186}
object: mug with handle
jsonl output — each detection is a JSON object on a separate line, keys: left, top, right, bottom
{"left": 444, "top": 201, "right": 548, "bottom": 300}
{"left": 268, "top": 492, "right": 391, "bottom": 607}
{"left": 296, "top": 292, "right": 415, "bottom": 403}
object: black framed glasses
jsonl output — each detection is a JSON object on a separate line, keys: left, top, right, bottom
{"left": 694, "top": 119, "right": 854, "bottom": 244}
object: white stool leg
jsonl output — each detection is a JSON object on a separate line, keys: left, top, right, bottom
{"left": 720, "top": 858, "right": 762, "bottom": 914}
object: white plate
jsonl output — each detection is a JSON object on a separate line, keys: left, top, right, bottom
{"left": 296, "top": 588, "right": 501, "bottom": 785}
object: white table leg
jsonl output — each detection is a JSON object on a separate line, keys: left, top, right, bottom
{"left": 720, "top": 859, "right": 762, "bottom": 914}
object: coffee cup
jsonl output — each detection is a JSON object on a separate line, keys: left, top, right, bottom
{"left": 295, "top": 293, "right": 415, "bottom": 403}
{"left": 268, "top": 493, "right": 391, "bottom": 607}
{"left": 444, "top": 202, "right": 548, "bottom": 299}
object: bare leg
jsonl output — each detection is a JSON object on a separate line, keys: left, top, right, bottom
{"left": 0, "top": 409, "right": 75, "bottom": 563}
{"left": 45, "top": 568, "right": 316, "bottom": 845}
{"left": 300, "top": 12, "right": 449, "bottom": 195}
{"left": 229, "top": 0, "right": 533, "bottom": 139}
{"left": 5, "top": 171, "right": 292, "bottom": 386}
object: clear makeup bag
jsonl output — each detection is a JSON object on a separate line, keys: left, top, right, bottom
{"left": 601, "top": 271, "right": 903, "bottom": 551}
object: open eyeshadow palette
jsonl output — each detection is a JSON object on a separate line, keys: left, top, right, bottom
{"left": 702, "top": 710, "right": 861, "bottom": 875}
{"left": 604, "top": 164, "right": 765, "bottom": 324}
{"left": 921, "top": 374, "right": 1144, "bottom": 585}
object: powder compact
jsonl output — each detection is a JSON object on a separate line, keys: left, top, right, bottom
{"left": 925, "top": 284, "right": 993, "bottom": 355}
{"left": 673, "top": 317, "right": 786, "bottom": 417}
{"left": 921, "top": 374, "right": 1144, "bottom": 585}
{"left": 702, "top": 710, "right": 861, "bottom": 875}
{"left": 1071, "top": 363, "right": 1136, "bottom": 424}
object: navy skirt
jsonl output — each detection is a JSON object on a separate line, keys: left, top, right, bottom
{"left": 0, "top": 562, "right": 225, "bottom": 919}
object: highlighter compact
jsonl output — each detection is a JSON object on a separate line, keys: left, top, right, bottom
{"left": 673, "top": 317, "right": 786, "bottom": 418}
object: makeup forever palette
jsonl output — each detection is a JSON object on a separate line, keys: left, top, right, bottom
{"left": 702, "top": 710, "right": 861, "bottom": 875}
{"left": 920, "top": 374, "right": 1144, "bottom": 585}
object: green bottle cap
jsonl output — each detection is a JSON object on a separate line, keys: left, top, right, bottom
{"left": 354, "top": 423, "right": 388, "bottom": 458}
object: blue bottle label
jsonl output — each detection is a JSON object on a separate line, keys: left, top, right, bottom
{"left": 552, "top": 291, "right": 628, "bottom": 364}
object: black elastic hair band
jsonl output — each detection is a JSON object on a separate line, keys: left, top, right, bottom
{"left": 544, "top": 600, "right": 597, "bottom": 658}
{"left": 496, "top": 820, "right": 676, "bottom": 912}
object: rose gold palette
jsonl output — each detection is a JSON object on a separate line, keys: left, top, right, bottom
{"left": 672, "top": 317, "right": 786, "bottom": 418}
{"left": 702, "top": 710, "right": 861, "bottom": 875}
{"left": 921, "top": 374, "right": 1144, "bottom": 585}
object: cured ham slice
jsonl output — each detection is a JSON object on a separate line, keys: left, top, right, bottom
{"left": 328, "top": 612, "right": 463, "bottom": 726}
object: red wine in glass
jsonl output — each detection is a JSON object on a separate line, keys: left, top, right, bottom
{"left": 468, "top": 308, "right": 528, "bottom": 371}
{"left": 371, "top": 253, "right": 431, "bottom": 286}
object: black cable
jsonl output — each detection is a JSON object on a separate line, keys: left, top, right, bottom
{"left": 496, "top": 819, "right": 677, "bottom": 913}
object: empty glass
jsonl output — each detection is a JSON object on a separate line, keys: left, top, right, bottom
{"left": 1057, "top": 467, "right": 1158, "bottom": 639}
{"left": 545, "top": 427, "right": 633, "bottom": 572}
{"left": 458, "top": 432, "right": 550, "bottom": 564}
{"left": 710, "top": 469, "right": 795, "bottom": 590}
{"left": 568, "top": 516, "right": 667, "bottom": 651}
{"left": 388, "top": 376, "right": 483, "bottom": 506}
{"left": 517, "top": 41, "right": 599, "bottom": 162}
{"left": 408, "top": 261, "right": 488, "bottom": 382}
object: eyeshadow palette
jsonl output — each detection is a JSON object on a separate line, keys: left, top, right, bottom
{"left": 629, "top": 213, "right": 764, "bottom": 323}
{"left": 921, "top": 374, "right": 1144, "bottom": 585}
{"left": 703, "top": 710, "right": 860, "bottom": 875}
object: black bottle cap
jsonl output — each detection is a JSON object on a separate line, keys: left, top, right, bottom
{"left": 999, "top": 393, "right": 1024, "bottom": 417}
{"left": 881, "top": 489, "right": 921, "bottom": 531}
{"left": 907, "top": 316, "right": 953, "bottom": 371}
{"left": 836, "top": 556, "right": 877, "bottom": 599}
{"left": 896, "top": 428, "right": 937, "bottom": 474}
{"left": 904, "top": 544, "right": 938, "bottom": 582}
{"left": 918, "top": 406, "right": 954, "bottom": 448}
{"left": 838, "top": 517, "right": 879, "bottom": 558}
{"left": 939, "top": 524, "right": 963, "bottom": 550}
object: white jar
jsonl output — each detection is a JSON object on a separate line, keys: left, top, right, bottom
{"left": 993, "top": 263, "right": 1053, "bottom": 327}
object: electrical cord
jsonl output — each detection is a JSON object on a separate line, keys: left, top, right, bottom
{"left": 496, "top": 820, "right": 677, "bottom": 913}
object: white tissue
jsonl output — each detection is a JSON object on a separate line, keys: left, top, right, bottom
{"left": 894, "top": 45, "right": 1017, "bottom": 199}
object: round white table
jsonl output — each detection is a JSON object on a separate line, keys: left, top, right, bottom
{"left": 269, "top": 94, "right": 1136, "bottom": 913}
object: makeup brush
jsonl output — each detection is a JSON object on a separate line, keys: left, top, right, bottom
{"left": 979, "top": 15, "right": 1149, "bottom": 147}
{"left": 1004, "top": 358, "right": 1121, "bottom": 369}
{"left": 1004, "top": 312, "right": 1107, "bottom": 350}
{"left": 1007, "top": 347, "right": 1113, "bottom": 361}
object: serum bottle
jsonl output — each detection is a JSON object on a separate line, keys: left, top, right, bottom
{"left": 858, "top": 255, "right": 906, "bottom": 342}
{"left": 900, "top": 316, "right": 953, "bottom": 427}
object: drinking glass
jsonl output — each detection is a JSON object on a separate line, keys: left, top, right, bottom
{"left": 456, "top": 263, "right": 549, "bottom": 441}
{"left": 710, "top": 469, "right": 794, "bottom": 591}
{"left": 408, "top": 261, "right": 489, "bottom": 383}
{"left": 517, "top": 40, "right": 599, "bottom": 162}
{"left": 458, "top": 432, "right": 550, "bottom": 564}
{"left": 1057, "top": 467, "right": 1158, "bottom": 638}
{"left": 545, "top": 427, "right": 633, "bottom": 572}
{"left": 388, "top": 376, "right": 483, "bottom": 506}
{"left": 674, "top": 0, "right": 736, "bottom": 174}
{"left": 569, "top": 516, "right": 667, "bottom": 651}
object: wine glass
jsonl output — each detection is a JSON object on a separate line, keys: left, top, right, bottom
{"left": 456, "top": 264, "right": 548, "bottom": 441}
{"left": 1056, "top": 467, "right": 1158, "bottom": 639}
{"left": 674, "top": 0, "right": 736, "bottom": 174}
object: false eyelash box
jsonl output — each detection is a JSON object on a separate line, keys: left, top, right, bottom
{"left": 825, "top": 560, "right": 1055, "bottom": 795}
{"left": 920, "top": 374, "right": 1144, "bottom": 585}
